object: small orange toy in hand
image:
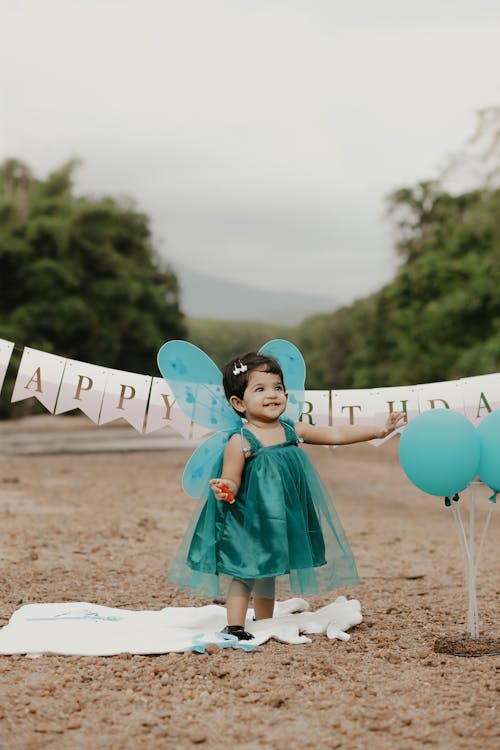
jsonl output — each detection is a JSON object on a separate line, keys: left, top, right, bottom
{"left": 217, "top": 482, "right": 235, "bottom": 504}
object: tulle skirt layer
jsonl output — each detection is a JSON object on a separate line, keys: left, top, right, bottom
{"left": 167, "top": 445, "right": 359, "bottom": 600}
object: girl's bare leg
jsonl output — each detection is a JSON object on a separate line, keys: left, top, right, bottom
{"left": 226, "top": 579, "right": 251, "bottom": 626}
{"left": 253, "top": 577, "right": 276, "bottom": 620}
{"left": 253, "top": 597, "right": 275, "bottom": 620}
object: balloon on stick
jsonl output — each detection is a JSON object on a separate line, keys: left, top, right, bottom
{"left": 476, "top": 408, "right": 500, "bottom": 501}
{"left": 398, "top": 409, "right": 480, "bottom": 498}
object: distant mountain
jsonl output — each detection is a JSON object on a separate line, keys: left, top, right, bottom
{"left": 175, "top": 265, "right": 338, "bottom": 324}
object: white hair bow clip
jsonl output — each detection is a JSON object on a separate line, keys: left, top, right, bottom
{"left": 232, "top": 360, "right": 248, "bottom": 375}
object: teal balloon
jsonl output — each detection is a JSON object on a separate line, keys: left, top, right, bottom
{"left": 476, "top": 409, "right": 500, "bottom": 493}
{"left": 398, "top": 409, "right": 480, "bottom": 497}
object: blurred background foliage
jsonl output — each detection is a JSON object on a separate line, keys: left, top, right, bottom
{"left": 0, "top": 158, "right": 185, "bottom": 414}
{"left": 1, "top": 107, "right": 500, "bottom": 416}
{"left": 296, "top": 106, "right": 500, "bottom": 389}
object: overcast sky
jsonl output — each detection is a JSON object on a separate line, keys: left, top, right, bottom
{"left": 1, "top": 0, "right": 500, "bottom": 304}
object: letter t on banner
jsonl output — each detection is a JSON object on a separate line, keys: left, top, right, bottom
{"left": 0, "top": 339, "right": 15, "bottom": 395}
{"left": 332, "top": 388, "right": 379, "bottom": 441}
{"left": 11, "top": 347, "right": 67, "bottom": 413}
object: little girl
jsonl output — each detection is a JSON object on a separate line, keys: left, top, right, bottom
{"left": 167, "top": 350, "right": 404, "bottom": 640}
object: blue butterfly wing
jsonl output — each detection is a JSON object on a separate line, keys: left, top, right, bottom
{"left": 259, "top": 339, "right": 305, "bottom": 421}
{"left": 182, "top": 430, "right": 234, "bottom": 498}
{"left": 157, "top": 340, "right": 241, "bottom": 431}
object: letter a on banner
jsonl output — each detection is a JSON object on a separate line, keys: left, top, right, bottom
{"left": 460, "top": 373, "right": 500, "bottom": 425}
{"left": 0, "top": 339, "right": 15, "bottom": 395}
{"left": 99, "top": 369, "right": 152, "bottom": 432}
{"left": 11, "top": 347, "right": 67, "bottom": 413}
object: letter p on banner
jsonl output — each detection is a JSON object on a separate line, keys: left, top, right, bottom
{"left": 55, "top": 359, "right": 110, "bottom": 423}
{"left": 99, "top": 369, "right": 152, "bottom": 432}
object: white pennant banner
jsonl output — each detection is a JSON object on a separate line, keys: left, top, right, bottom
{"left": 332, "top": 388, "right": 378, "bottom": 429}
{"left": 299, "top": 390, "right": 330, "bottom": 427}
{"left": 461, "top": 373, "right": 500, "bottom": 426}
{"left": 11, "top": 347, "right": 67, "bottom": 413}
{"left": 367, "top": 385, "right": 419, "bottom": 445}
{"left": 144, "top": 377, "right": 209, "bottom": 439}
{"left": 55, "top": 359, "right": 110, "bottom": 423}
{"left": 99, "top": 369, "right": 152, "bottom": 433}
{"left": 5, "top": 342, "right": 500, "bottom": 440}
{"left": 416, "top": 379, "right": 465, "bottom": 414}
{"left": 0, "top": 338, "right": 15, "bottom": 395}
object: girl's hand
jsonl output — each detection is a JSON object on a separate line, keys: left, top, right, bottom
{"left": 380, "top": 411, "right": 406, "bottom": 437}
{"left": 209, "top": 478, "right": 236, "bottom": 504}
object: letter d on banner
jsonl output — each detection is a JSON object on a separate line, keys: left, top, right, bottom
{"left": 11, "top": 347, "right": 67, "bottom": 413}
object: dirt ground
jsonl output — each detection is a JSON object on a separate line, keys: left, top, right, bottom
{"left": 0, "top": 417, "right": 498, "bottom": 750}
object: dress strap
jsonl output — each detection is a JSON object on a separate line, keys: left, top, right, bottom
{"left": 240, "top": 427, "right": 252, "bottom": 455}
{"left": 280, "top": 418, "right": 304, "bottom": 445}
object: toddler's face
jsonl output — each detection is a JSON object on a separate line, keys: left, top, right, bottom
{"left": 233, "top": 368, "right": 287, "bottom": 422}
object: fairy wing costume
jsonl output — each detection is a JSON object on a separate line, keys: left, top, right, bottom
{"left": 157, "top": 339, "right": 359, "bottom": 599}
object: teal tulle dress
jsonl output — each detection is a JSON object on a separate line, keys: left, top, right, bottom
{"left": 167, "top": 418, "right": 359, "bottom": 599}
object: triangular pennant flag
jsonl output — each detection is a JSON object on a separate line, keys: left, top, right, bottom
{"left": 0, "top": 339, "right": 15, "bottom": 395}
{"left": 55, "top": 359, "right": 110, "bottom": 423}
{"left": 11, "top": 347, "right": 66, "bottom": 413}
{"left": 99, "top": 369, "right": 152, "bottom": 433}
{"left": 145, "top": 377, "right": 209, "bottom": 438}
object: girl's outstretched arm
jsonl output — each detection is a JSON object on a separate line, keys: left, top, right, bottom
{"left": 209, "top": 433, "right": 245, "bottom": 501}
{"left": 295, "top": 411, "right": 405, "bottom": 446}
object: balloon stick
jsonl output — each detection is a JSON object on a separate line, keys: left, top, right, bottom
{"left": 467, "top": 486, "right": 479, "bottom": 638}
{"left": 475, "top": 504, "right": 494, "bottom": 575}
{"left": 450, "top": 498, "right": 479, "bottom": 638}
{"left": 448, "top": 484, "right": 495, "bottom": 639}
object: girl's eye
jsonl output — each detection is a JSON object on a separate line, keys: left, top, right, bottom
{"left": 275, "top": 385, "right": 283, "bottom": 391}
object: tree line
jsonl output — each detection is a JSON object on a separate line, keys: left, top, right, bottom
{"left": 0, "top": 159, "right": 185, "bottom": 413}
{"left": 1, "top": 107, "right": 499, "bottom": 416}
{"left": 297, "top": 107, "right": 500, "bottom": 388}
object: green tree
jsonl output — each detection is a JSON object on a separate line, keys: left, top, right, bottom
{"left": 186, "top": 318, "right": 298, "bottom": 368}
{"left": 298, "top": 107, "right": 500, "bottom": 390}
{"left": 0, "top": 159, "right": 185, "bottom": 413}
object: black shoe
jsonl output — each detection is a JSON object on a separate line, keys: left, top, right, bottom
{"left": 221, "top": 625, "right": 254, "bottom": 641}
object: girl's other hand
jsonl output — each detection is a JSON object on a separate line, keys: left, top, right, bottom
{"left": 209, "top": 478, "right": 236, "bottom": 503}
{"left": 381, "top": 411, "right": 406, "bottom": 437}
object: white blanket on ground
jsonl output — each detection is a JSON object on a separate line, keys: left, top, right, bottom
{"left": 0, "top": 596, "right": 362, "bottom": 655}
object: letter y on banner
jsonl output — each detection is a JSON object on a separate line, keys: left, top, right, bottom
{"left": 11, "top": 347, "right": 67, "bottom": 413}
{"left": 145, "top": 377, "right": 209, "bottom": 438}
{"left": 0, "top": 339, "right": 15, "bottom": 395}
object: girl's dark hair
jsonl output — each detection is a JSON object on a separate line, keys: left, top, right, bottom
{"left": 222, "top": 352, "right": 284, "bottom": 401}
